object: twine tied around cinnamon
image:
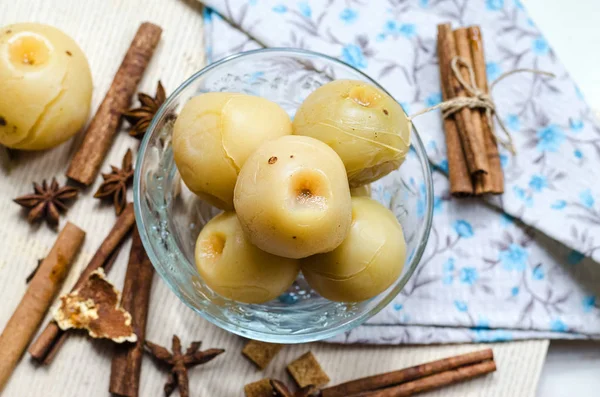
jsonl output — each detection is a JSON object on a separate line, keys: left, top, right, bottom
{"left": 409, "top": 56, "right": 555, "bottom": 155}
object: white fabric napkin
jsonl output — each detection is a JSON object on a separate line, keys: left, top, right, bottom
{"left": 200, "top": 0, "right": 600, "bottom": 344}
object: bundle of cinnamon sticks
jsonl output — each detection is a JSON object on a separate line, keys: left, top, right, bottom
{"left": 437, "top": 24, "right": 504, "bottom": 197}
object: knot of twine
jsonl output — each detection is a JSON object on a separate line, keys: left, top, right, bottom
{"left": 409, "top": 56, "right": 555, "bottom": 155}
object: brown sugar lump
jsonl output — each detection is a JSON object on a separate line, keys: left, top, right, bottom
{"left": 287, "top": 351, "right": 330, "bottom": 388}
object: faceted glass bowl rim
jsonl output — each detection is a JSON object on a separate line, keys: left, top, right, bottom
{"left": 133, "top": 47, "right": 434, "bottom": 343}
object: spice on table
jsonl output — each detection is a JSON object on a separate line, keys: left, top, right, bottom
{"left": 321, "top": 348, "right": 495, "bottom": 397}
{"left": 94, "top": 149, "right": 134, "bottom": 215}
{"left": 25, "top": 259, "right": 43, "bottom": 284}
{"left": 54, "top": 268, "right": 136, "bottom": 342}
{"left": 144, "top": 335, "right": 225, "bottom": 397}
{"left": 468, "top": 25, "right": 504, "bottom": 194}
{"left": 356, "top": 360, "right": 496, "bottom": 397}
{"left": 244, "top": 379, "right": 319, "bottom": 397}
{"left": 13, "top": 177, "right": 78, "bottom": 226}
{"left": 242, "top": 340, "right": 283, "bottom": 370}
{"left": 0, "top": 223, "right": 85, "bottom": 392}
{"left": 123, "top": 81, "right": 166, "bottom": 139}
{"left": 29, "top": 203, "right": 136, "bottom": 365}
{"left": 110, "top": 228, "right": 155, "bottom": 397}
{"left": 66, "top": 22, "right": 162, "bottom": 186}
{"left": 271, "top": 379, "right": 319, "bottom": 397}
{"left": 287, "top": 352, "right": 330, "bottom": 389}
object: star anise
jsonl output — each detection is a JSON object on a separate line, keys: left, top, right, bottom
{"left": 13, "top": 177, "right": 78, "bottom": 226}
{"left": 144, "top": 335, "right": 225, "bottom": 397}
{"left": 123, "top": 81, "right": 166, "bottom": 139}
{"left": 94, "top": 149, "right": 134, "bottom": 215}
{"left": 270, "top": 379, "right": 320, "bottom": 397}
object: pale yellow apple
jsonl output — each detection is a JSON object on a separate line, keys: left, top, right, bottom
{"left": 293, "top": 79, "right": 411, "bottom": 187}
{"left": 234, "top": 135, "right": 352, "bottom": 259}
{"left": 301, "top": 197, "right": 406, "bottom": 302}
{"left": 0, "top": 23, "right": 92, "bottom": 150}
{"left": 195, "top": 212, "right": 300, "bottom": 304}
{"left": 173, "top": 92, "right": 292, "bottom": 210}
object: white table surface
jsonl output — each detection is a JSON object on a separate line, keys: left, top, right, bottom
{"left": 525, "top": 0, "right": 600, "bottom": 396}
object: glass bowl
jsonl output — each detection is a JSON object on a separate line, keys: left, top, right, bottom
{"left": 134, "top": 48, "right": 433, "bottom": 343}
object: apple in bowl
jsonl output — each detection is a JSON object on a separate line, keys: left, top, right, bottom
{"left": 234, "top": 135, "right": 353, "bottom": 259}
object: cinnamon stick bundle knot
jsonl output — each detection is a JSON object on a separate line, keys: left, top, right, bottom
{"left": 444, "top": 56, "right": 513, "bottom": 155}
{"left": 435, "top": 24, "right": 554, "bottom": 197}
{"left": 436, "top": 24, "right": 504, "bottom": 196}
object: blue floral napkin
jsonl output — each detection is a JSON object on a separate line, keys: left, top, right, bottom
{"left": 200, "top": 0, "right": 600, "bottom": 344}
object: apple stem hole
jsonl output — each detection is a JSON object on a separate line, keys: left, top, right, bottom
{"left": 202, "top": 233, "right": 226, "bottom": 259}
{"left": 9, "top": 33, "right": 52, "bottom": 67}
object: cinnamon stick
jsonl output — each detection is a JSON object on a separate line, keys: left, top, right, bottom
{"left": 456, "top": 27, "right": 491, "bottom": 195}
{"left": 0, "top": 223, "right": 85, "bottom": 391}
{"left": 28, "top": 203, "right": 135, "bottom": 364}
{"left": 452, "top": 27, "right": 489, "bottom": 178}
{"left": 66, "top": 22, "right": 162, "bottom": 185}
{"left": 353, "top": 360, "right": 496, "bottom": 397}
{"left": 109, "top": 228, "right": 155, "bottom": 397}
{"left": 321, "top": 349, "right": 493, "bottom": 397}
{"left": 436, "top": 23, "right": 473, "bottom": 196}
{"left": 437, "top": 24, "right": 488, "bottom": 176}
{"left": 469, "top": 26, "right": 504, "bottom": 194}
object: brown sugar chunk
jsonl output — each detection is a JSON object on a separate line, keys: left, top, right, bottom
{"left": 244, "top": 378, "right": 275, "bottom": 397}
{"left": 242, "top": 340, "right": 283, "bottom": 369}
{"left": 286, "top": 352, "right": 330, "bottom": 388}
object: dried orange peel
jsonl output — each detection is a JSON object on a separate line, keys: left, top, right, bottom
{"left": 54, "top": 268, "right": 136, "bottom": 343}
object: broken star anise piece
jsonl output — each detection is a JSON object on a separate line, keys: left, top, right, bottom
{"left": 123, "top": 81, "right": 166, "bottom": 139}
{"left": 13, "top": 177, "right": 78, "bottom": 226}
{"left": 270, "top": 380, "right": 320, "bottom": 397}
{"left": 144, "top": 335, "right": 225, "bottom": 397}
{"left": 94, "top": 149, "right": 134, "bottom": 215}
